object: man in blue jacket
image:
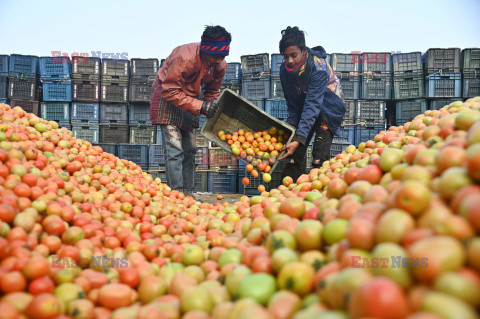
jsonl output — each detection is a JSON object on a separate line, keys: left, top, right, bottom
{"left": 278, "top": 26, "right": 346, "bottom": 181}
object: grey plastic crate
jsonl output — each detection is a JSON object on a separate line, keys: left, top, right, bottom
{"left": 222, "top": 63, "right": 242, "bottom": 84}
{"left": 270, "top": 75, "right": 283, "bottom": 99}
{"left": 72, "top": 125, "right": 99, "bottom": 144}
{"left": 99, "top": 104, "right": 128, "bottom": 124}
{"left": 92, "top": 143, "right": 117, "bottom": 156}
{"left": 117, "top": 144, "right": 148, "bottom": 170}
{"left": 242, "top": 77, "right": 270, "bottom": 100}
{"left": 425, "top": 72, "right": 461, "bottom": 98}
{"left": 195, "top": 146, "right": 209, "bottom": 169}
{"left": 130, "top": 58, "right": 159, "bottom": 77}
{"left": 426, "top": 48, "right": 461, "bottom": 74}
{"left": 463, "top": 70, "right": 480, "bottom": 98}
{"left": 331, "top": 53, "right": 361, "bottom": 73}
{"left": 428, "top": 98, "right": 463, "bottom": 110}
{"left": 101, "top": 59, "right": 130, "bottom": 79}
{"left": 194, "top": 171, "right": 208, "bottom": 192}
{"left": 355, "top": 100, "right": 386, "bottom": 124}
{"left": 72, "top": 80, "right": 100, "bottom": 102}
{"left": 129, "top": 125, "right": 157, "bottom": 144}
{"left": 40, "top": 102, "right": 70, "bottom": 126}
{"left": 343, "top": 100, "right": 356, "bottom": 125}
{"left": 361, "top": 52, "right": 392, "bottom": 72}
{"left": 128, "top": 103, "right": 151, "bottom": 125}
{"left": 129, "top": 77, "right": 155, "bottom": 102}
{"left": 8, "top": 77, "right": 40, "bottom": 100}
{"left": 71, "top": 56, "right": 101, "bottom": 81}
{"left": 361, "top": 72, "right": 392, "bottom": 100}
{"left": 241, "top": 53, "right": 269, "bottom": 75}
{"left": 99, "top": 125, "right": 129, "bottom": 144}
{"left": 393, "top": 71, "right": 425, "bottom": 100}
{"left": 148, "top": 144, "right": 166, "bottom": 169}
{"left": 270, "top": 54, "right": 284, "bottom": 74}
{"left": 395, "top": 99, "right": 427, "bottom": 126}
{"left": 101, "top": 80, "right": 129, "bottom": 103}
{"left": 392, "top": 52, "right": 422, "bottom": 73}
{"left": 337, "top": 72, "right": 360, "bottom": 100}
{"left": 462, "top": 48, "right": 480, "bottom": 70}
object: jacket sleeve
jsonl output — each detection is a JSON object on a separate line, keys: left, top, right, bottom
{"left": 203, "top": 65, "right": 226, "bottom": 101}
{"left": 280, "top": 69, "right": 300, "bottom": 127}
{"left": 294, "top": 69, "right": 328, "bottom": 145}
{"left": 160, "top": 56, "right": 203, "bottom": 114}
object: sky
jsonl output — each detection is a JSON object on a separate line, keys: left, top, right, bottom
{"left": 0, "top": 0, "right": 479, "bottom": 63}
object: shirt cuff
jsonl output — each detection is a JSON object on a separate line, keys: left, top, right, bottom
{"left": 294, "top": 134, "right": 307, "bottom": 146}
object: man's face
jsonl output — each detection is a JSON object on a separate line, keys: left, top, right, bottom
{"left": 283, "top": 45, "right": 306, "bottom": 69}
{"left": 202, "top": 53, "right": 225, "bottom": 67}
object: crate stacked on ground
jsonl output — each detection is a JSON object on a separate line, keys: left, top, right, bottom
{"left": 0, "top": 55, "right": 9, "bottom": 105}
{"left": 462, "top": 48, "right": 480, "bottom": 99}
{"left": 237, "top": 161, "right": 269, "bottom": 196}
{"left": 331, "top": 53, "right": 361, "bottom": 100}
{"left": 241, "top": 53, "right": 270, "bottom": 109}
{"left": 71, "top": 102, "right": 99, "bottom": 144}
{"left": 360, "top": 52, "right": 392, "bottom": 100}
{"left": 354, "top": 100, "right": 387, "bottom": 146}
{"left": 7, "top": 54, "right": 41, "bottom": 115}
{"left": 221, "top": 62, "right": 242, "bottom": 95}
{"left": 424, "top": 48, "right": 462, "bottom": 100}
{"left": 71, "top": 56, "right": 101, "bottom": 102}
{"left": 101, "top": 58, "right": 129, "bottom": 103}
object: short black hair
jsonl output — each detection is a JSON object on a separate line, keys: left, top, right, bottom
{"left": 279, "top": 26, "right": 306, "bottom": 54}
{"left": 202, "top": 25, "right": 232, "bottom": 42}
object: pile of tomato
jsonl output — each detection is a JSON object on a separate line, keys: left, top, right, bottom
{"left": 0, "top": 98, "right": 479, "bottom": 319}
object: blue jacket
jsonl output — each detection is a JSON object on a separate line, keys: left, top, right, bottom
{"left": 280, "top": 47, "right": 346, "bottom": 145}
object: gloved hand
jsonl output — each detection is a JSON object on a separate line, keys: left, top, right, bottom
{"left": 200, "top": 100, "right": 219, "bottom": 118}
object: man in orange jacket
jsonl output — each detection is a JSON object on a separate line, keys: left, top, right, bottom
{"left": 150, "top": 25, "right": 231, "bottom": 195}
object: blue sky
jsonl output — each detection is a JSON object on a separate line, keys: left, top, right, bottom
{"left": 0, "top": 0, "right": 479, "bottom": 62}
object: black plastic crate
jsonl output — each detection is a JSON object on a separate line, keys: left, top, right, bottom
{"left": 395, "top": 99, "right": 427, "bottom": 126}
{"left": 220, "top": 83, "right": 241, "bottom": 95}
{"left": 101, "top": 80, "right": 129, "bottom": 103}
{"left": 355, "top": 100, "right": 386, "bottom": 124}
{"left": 117, "top": 144, "right": 148, "bottom": 170}
{"left": 71, "top": 56, "right": 101, "bottom": 81}
{"left": 354, "top": 124, "right": 385, "bottom": 146}
{"left": 130, "top": 125, "right": 157, "bottom": 144}
{"left": 8, "top": 76, "right": 40, "bottom": 100}
{"left": 42, "top": 80, "right": 72, "bottom": 102}
{"left": 10, "top": 99, "right": 39, "bottom": 115}
{"left": 425, "top": 48, "right": 461, "bottom": 74}
{"left": 238, "top": 169, "right": 269, "bottom": 196}
{"left": 71, "top": 103, "right": 99, "bottom": 124}
{"left": 331, "top": 53, "right": 361, "bottom": 73}
{"left": 92, "top": 143, "right": 117, "bottom": 156}
{"left": 129, "top": 77, "right": 154, "bottom": 102}
{"left": 223, "top": 63, "right": 242, "bottom": 84}
{"left": 428, "top": 98, "right": 463, "bottom": 110}
{"left": 195, "top": 146, "right": 209, "bottom": 169}
{"left": 72, "top": 125, "right": 99, "bottom": 144}
{"left": 392, "top": 52, "right": 422, "bottom": 73}
{"left": 463, "top": 71, "right": 480, "bottom": 98}
{"left": 130, "top": 58, "right": 159, "bottom": 77}
{"left": 99, "top": 125, "right": 129, "bottom": 144}
{"left": 264, "top": 99, "right": 288, "bottom": 120}
{"left": 330, "top": 142, "right": 350, "bottom": 158}
{"left": 241, "top": 53, "right": 269, "bottom": 75}
{"left": 194, "top": 171, "right": 208, "bottom": 192}
{"left": 9, "top": 54, "right": 39, "bottom": 77}
{"left": 361, "top": 52, "right": 392, "bottom": 72}
{"left": 242, "top": 77, "right": 270, "bottom": 100}
{"left": 128, "top": 103, "right": 151, "bottom": 125}
{"left": 462, "top": 48, "right": 480, "bottom": 70}
{"left": 270, "top": 54, "right": 284, "bottom": 74}
{"left": 0, "top": 76, "right": 7, "bottom": 99}
{"left": 337, "top": 72, "right": 360, "bottom": 99}
{"left": 393, "top": 71, "right": 425, "bottom": 100}
{"left": 101, "top": 59, "right": 130, "bottom": 79}
{"left": 361, "top": 73, "right": 392, "bottom": 100}
{"left": 39, "top": 56, "right": 71, "bottom": 80}
{"left": 425, "top": 73, "right": 461, "bottom": 98}
{"left": 40, "top": 102, "right": 70, "bottom": 125}
{"left": 208, "top": 170, "right": 237, "bottom": 193}
{"left": 72, "top": 80, "right": 100, "bottom": 102}
{"left": 99, "top": 104, "right": 128, "bottom": 124}
{"left": 343, "top": 100, "right": 355, "bottom": 124}
{"left": 270, "top": 75, "right": 283, "bottom": 99}
{"left": 0, "top": 55, "right": 8, "bottom": 76}
{"left": 148, "top": 145, "right": 166, "bottom": 170}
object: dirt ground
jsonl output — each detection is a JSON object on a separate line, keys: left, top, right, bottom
{"left": 193, "top": 192, "right": 244, "bottom": 204}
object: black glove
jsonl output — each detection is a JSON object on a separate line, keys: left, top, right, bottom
{"left": 200, "top": 100, "right": 218, "bottom": 118}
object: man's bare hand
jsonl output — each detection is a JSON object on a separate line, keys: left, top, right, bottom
{"left": 279, "top": 141, "right": 300, "bottom": 160}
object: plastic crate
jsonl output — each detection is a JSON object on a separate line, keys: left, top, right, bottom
{"left": 40, "top": 102, "right": 70, "bottom": 125}
{"left": 242, "top": 77, "right": 270, "bottom": 100}
{"left": 208, "top": 170, "right": 237, "bottom": 193}
{"left": 195, "top": 130, "right": 209, "bottom": 147}
{"left": 101, "top": 59, "right": 129, "bottom": 80}
{"left": 354, "top": 124, "right": 385, "bottom": 146}
{"left": 9, "top": 99, "right": 39, "bottom": 115}
{"left": 199, "top": 115, "right": 206, "bottom": 128}
{"left": 156, "top": 127, "right": 163, "bottom": 145}
{"left": 129, "top": 77, "right": 154, "bottom": 102}
{"left": 71, "top": 56, "right": 101, "bottom": 81}
{"left": 72, "top": 125, "right": 99, "bottom": 144}
{"left": 330, "top": 142, "right": 350, "bottom": 158}
{"left": 392, "top": 52, "right": 422, "bottom": 73}
{"left": 149, "top": 170, "right": 167, "bottom": 183}
{"left": 355, "top": 100, "right": 386, "bottom": 124}
{"left": 128, "top": 104, "right": 151, "bottom": 125}
{"left": 0, "top": 99, "right": 10, "bottom": 105}
{"left": 395, "top": 99, "right": 427, "bottom": 126}
{"left": 425, "top": 48, "right": 461, "bottom": 74}
{"left": 8, "top": 77, "right": 40, "bottom": 100}
{"left": 99, "top": 104, "right": 128, "bottom": 124}
{"left": 428, "top": 99, "right": 463, "bottom": 110}
{"left": 249, "top": 99, "right": 264, "bottom": 110}
{"left": 223, "top": 63, "right": 242, "bottom": 84}
{"left": 331, "top": 53, "right": 361, "bottom": 73}
{"left": 194, "top": 171, "right": 208, "bottom": 192}
{"left": 425, "top": 72, "right": 461, "bottom": 98}
{"left": 393, "top": 72, "right": 425, "bottom": 100}
{"left": 336, "top": 72, "right": 360, "bottom": 99}
{"left": 209, "top": 147, "right": 238, "bottom": 170}
{"left": 0, "top": 76, "right": 7, "bottom": 99}
{"left": 92, "top": 143, "right": 117, "bottom": 156}
{"left": 462, "top": 48, "right": 480, "bottom": 70}
{"left": 241, "top": 53, "right": 269, "bottom": 75}
{"left": 332, "top": 127, "right": 355, "bottom": 144}
{"left": 42, "top": 80, "right": 72, "bottom": 101}
{"left": 9, "top": 54, "right": 39, "bottom": 77}
{"left": 361, "top": 73, "right": 392, "bottom": 100}
{"left": 117, "top": 144, "right": 148, "bottom": 170}
{"left": 463, "top": 70, "right": 480, "bottom": 98}
{"left": 270, "top": 75, "right": 283, "bottom": 99}
{"left": 129, "top": 125, "right": 157, "bottom": 144}
{"left": 270, "top": 54, "right": 284, "bottom": 74}
{"left": 238, "top": 170, "right": 269, "bottom": 196}
{"left": 71, "top": 103, "right": 99, "bottom": 124}
{"left": 343, "top": 100, "right": 355, "bottom": 124}
{"left": 195, "top": 146, "right": 209, "bottom": 169}
{"left": 0, "top": 55, "right": 8, "bottom": 76}
{"left": 72, "top": 80, "right": 100, "bottom": 102}
{"left": 101, "top": 80, "right": 129, "bottom": 103}
{"left": 221, "top": 83, "right": 241, "bottom": 95}
{"left": 148, "top": 145, "right": 166, "bottom": 169}
{"left": 264, "top": 99, "right": 288, "bottom": 120}
{"left": 99, "top": 125, "right": 129, "bottom": 144}
{"left": 39, "top": 56, "right": 71, "bottom": 80}
{"left": 130, "top": 58, "right": 159, "bottom": 77}
{"left": 361, "top": 52, "right": 392, "bottom": 72}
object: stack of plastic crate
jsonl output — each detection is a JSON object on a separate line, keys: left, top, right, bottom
{"left": 241, "top": 53, "right": 270, "bottom": 110}
{"left": 0, "top": 55, "right": 9, "bottom": 105}
{"left": 361, "top": 52, "right": 392, "bottom": 100}
{"left": 462, "top": 48, "right": 480, "bottom": 100}
{"left": 354, "top": 100, "right": 387, "bottom": 146}
{"left": 221, "top": 62, "right": 242, "bottom": 95}
{"left": 7, "top": 54, "right": 41, "bottom": 115}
